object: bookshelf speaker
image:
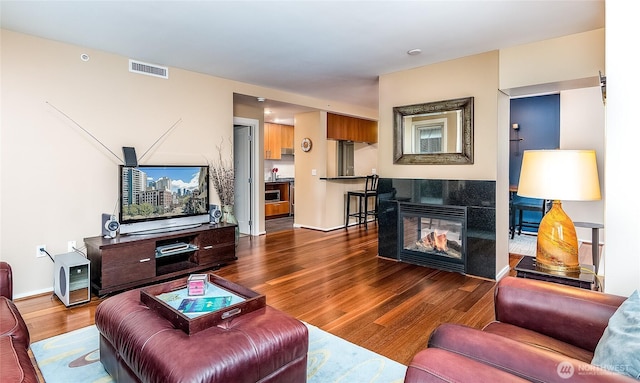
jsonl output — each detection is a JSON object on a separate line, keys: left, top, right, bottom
{"left": 209, "top": 204, "right": 222, "bottom": 224}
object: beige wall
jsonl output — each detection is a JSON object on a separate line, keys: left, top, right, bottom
{"left": 0, "top": 30, "right": 374, "bottom": 297}
{"left": 293, "top": 111, "right": 327, "bottom": 230}
{"left": 293, "top": 112, "right": 377, "bottom": 230}
{"left": 379, "top": 51, "right": 500, "bottom": 180}
{"left": 1, "top": 30, "right": 235, "bottom": 297}
{"left": 500, "top": 29, "right": 605, "bottom": 92}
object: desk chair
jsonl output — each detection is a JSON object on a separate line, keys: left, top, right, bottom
{"left": 345, "top": 175, "right": 379, "bottom": 230}
{"left": 510, "top": 196, "right": 548, "bottom": 239}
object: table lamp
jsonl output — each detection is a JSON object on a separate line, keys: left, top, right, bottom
{"left": 517, "top": 150, "right": 601, "bottom": 274}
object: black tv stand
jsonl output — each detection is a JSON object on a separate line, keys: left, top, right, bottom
{"left": 84, "top": 223, "right": 236, "bottom": 295}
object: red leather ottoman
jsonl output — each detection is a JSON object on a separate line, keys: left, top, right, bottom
{"left": 95, "top": 289, "right": 308, "bottom": 383}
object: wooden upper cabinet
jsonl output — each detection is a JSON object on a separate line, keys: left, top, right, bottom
{"left": 264, "top": 123, "right": 281, "bottom": 159}
{"left": 265, "top": 123, "right": 294, "bottom": 158}
{"left": 327, "top": 113, "right": 378, "bottom": 143}
{"left": 280, "top": 124, "right": 294, "bottom": 150}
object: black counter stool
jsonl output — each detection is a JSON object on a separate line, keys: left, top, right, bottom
{"left": 345, "top": 175, "right": 379, "bottom": 229}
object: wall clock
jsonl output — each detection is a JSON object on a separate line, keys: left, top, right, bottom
{"left": 301, "top": 138, "right": 312, "bottom": 152}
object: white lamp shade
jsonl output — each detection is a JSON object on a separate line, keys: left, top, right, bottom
{"left": 517, "top": 149, "right": 601, "bottom": 201}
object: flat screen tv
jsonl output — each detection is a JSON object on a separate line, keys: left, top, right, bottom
{"left": 118, "top": 165, "right": 210, "bottom": 235}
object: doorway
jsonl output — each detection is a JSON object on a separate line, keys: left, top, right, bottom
{"left": 509, "top": 94, "right": 560, "bottom": 235}
{"left": 233, "top": 117, "right": 261, "bottom": 236}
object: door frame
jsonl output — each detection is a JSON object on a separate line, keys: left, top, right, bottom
{"left": 233, "top": 117, "right": 261, "bottom": 236}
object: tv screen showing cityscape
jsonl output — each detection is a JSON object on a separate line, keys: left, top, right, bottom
{"left": 119, "top": 165, "right": 209, "bottom": 224}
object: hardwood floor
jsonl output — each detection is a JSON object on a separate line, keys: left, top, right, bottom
{"left": 15, "top": 226, "right": 521, "bottom": 366}
{"left": 264, "top": 216, "right": 294, "bottom": 233}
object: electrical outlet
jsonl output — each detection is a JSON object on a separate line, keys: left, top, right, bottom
{"left": 67, "top": 240, "right": 77, "bottom": 252}
{"left": 36, "top": 245, "right": 47, "bottom": 258}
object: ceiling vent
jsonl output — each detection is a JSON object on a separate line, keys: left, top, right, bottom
{"left": 129, "top": 59, "right": 168, "bottom": 79}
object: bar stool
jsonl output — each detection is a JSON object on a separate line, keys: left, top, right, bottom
{"left": 345, "top": 175, "right": 379, "bottom": 229}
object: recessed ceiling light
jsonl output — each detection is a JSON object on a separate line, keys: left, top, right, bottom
{"left": 407, "top": 49, "right": 422, "bottom": 56}
{"left": 257, "top": 97, "right": 265, "bottom": 102}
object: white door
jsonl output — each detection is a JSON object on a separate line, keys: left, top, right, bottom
{"left": 234, "top": 124, "right": 252, "bottom": 234}
{"left": 233, "top": 117, "right": 261, "bottom": 236}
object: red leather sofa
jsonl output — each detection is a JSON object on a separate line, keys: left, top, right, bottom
{"left": 405, "top": 276, "right": 636, "bottom": 382}
{"left": 0, "top": 261, "right": 39, "bottom": 383}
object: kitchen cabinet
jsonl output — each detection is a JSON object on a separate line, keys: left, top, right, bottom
{"left": 327, "top": 113, "right": 378, "bottom": 143}
{"left": 265, "top": 123, "right": 282, "bottom": 159}
{"left": 265, "top": 123, "right": 295, "bottom": 158}
{"left": 280, "top": 124, "right": 294, "bottom": 153}
{"left": 265, "top": 181, "right": 291, "bottom": 219}
{"left": 265, "top": 201, "right": 290, "bottom": 217}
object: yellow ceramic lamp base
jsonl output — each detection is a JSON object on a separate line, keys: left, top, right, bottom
{"left": 535, "top": 201, "right": 580, "bottom": 274}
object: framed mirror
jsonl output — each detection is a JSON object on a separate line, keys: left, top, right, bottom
{"left": 393, "top": 97, "right": 474, "bottom": 164}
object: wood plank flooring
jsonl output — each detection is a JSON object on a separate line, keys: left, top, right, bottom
{"left": 15, "top": 225, "right": 522, "bottom": 366}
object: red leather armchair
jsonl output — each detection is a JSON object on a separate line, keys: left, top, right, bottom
{"left": 0, "top": 261, "right": 39, "bottom": 383}
{"left": 0, "top": 261, "right": 13, "bottom": 299}
{"left": 405, "top": 276, "right": 636, "bottom": 383}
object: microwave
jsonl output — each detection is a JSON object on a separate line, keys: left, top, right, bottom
{"left": 265, "top": 190, "right": 280, "bottom": 202}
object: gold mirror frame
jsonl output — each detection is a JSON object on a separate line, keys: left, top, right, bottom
{"left": 393, "top": 97, "right": 474, "bottom": 164}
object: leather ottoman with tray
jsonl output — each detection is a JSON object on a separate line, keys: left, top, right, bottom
{"left": 95, "top": 274, "right": 308, "bottom": 383}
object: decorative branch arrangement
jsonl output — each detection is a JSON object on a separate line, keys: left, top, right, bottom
{"left": 210, "top": 138, "right": 234, "bottom": 207}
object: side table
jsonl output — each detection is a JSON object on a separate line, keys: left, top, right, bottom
{"left": 514, "top": 256, "right": 596, "bottom": 290}
{"left": 573, "top": 221, "right": 603, "bottom": 274}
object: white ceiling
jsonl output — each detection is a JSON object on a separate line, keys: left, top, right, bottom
{"left": 1, "top": 0, "right": 604, "bottom": 123}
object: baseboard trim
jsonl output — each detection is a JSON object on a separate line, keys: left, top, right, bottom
{"left": 14, "top": 287, "right": 53, "bottom": 301}
{"left": 296, "top": 224, "right": 344, "bottom": 232}
{"left": 495, "top": 264, "right": 512, "bottom": 281}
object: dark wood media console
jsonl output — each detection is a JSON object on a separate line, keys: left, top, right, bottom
{"left": 84, "top": 223, "right": 237, "bottom": 295}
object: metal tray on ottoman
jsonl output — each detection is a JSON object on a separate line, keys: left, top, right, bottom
{"left": 140, "top": 274, "right": 266, "bottom": 335}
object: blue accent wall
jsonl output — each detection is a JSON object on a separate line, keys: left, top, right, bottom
{"left": 509, "top": 94, "right": 560, "bottom": 185}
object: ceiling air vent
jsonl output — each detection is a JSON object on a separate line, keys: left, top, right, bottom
{"left": 129, "top": 59, "right": 168, "bottom": 79}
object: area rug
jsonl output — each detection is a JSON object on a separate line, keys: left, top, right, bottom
{"left": 509, "top": 233, "right": 537, "bottom": 256}
{"left": 31, "top": 322, "right": 406, "bottom": 383}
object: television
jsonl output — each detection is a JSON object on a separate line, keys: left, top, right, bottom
{"left": 118, "top": 165, "right": 210, "bottom": 235}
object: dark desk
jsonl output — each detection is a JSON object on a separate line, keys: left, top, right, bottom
{"left": 514, "top": 256, "right": 596, "bottom": 290}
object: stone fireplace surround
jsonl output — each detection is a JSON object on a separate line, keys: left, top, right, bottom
{"left": 378, "top": 178, "right": 496, "bottom": 279}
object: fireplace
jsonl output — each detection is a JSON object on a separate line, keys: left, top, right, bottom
{"left": 377, "top": 178, "right": 496, "bottom": 279}
{"left": 398, "top": 203, "right": 467, "bottom": 273}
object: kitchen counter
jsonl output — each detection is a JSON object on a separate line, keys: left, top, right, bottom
{"left": 266, "top": 178, "right": 294, "bottom": 183}
{"left": 319, "top": 176, "right": 367, "bottom": 180}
